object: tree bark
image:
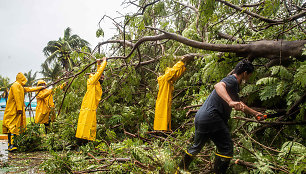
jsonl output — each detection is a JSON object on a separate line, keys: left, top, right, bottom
{"left": 121, "top": 27, "right": 306, "bottom": 61}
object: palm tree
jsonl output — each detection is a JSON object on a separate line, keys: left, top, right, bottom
{"left": 43, "top": 27, "right": 91, "bottom": 71}
{"left": 24, "top": 70, "right": 37, "bottom": 87}
{"left": 24, "top": 70, "right": 37, "bottom": 117}
{"left": 40, "top": 61, "right": 63, "bottom": 84}
{"left": 0, "top": 75, "right": 10, "bottom": 104}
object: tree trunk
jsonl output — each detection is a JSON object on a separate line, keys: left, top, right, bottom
{"left": 126, "top": 27, "right": 306, "bottom": 61}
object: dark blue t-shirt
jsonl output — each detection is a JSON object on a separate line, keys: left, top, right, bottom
{"left": 195, "top": 75, "right": 239, "bottom": 127}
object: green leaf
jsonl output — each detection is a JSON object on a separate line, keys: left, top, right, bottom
{"left": 106, "top": 129, "right": 116, "bottom": 141}
{"left": 256, "top": 77, "right": 277, "bottom": 85}
{"left": 294, "top": 64, "right": 306, "bottom": 87}
{"left": 259, "top": 85, "right": 277, "bottom": 101}
{"left": 96, "top": 28, "right": 104, "bottom": 38}
{"left": 270, "top": 66, "right": 293, "bottom": 79}
{"left": 276, "top": 81, "right": 287, "bottom": 96}
{"left": 199, "top": 0, "right": 215, "bottom": 25}
{"left": 241, "top": 84, "right": 257, "bottom": 96}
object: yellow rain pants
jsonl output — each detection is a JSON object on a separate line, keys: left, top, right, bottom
{"left": 2, "top": 72, "right": 43, "bottom": 135}
{"left": 76, "top": 60, "right": 107, "bottom": 140}
{"left": 154, "top": 61, "right": 186, "bottom": 131}
{"left": 34, "top": 80, "right": 55, "bottom": 124}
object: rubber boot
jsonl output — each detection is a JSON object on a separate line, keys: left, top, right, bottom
{"left": 44, "top": 123, "right": 50, "bottom": 134}
{"left": 214, "top": 155, "right": 231, "bottom": 174}
{"left": 7, "top": 133, "right": 11, "bottom": 147}
{"left": 176, "top": 151, "right": 193, "bottom": 173}
{"left": 77, "top": 138, "right": 89, "bottom": 146}
{"left": 8, "top": 133, "right": 17, "bottom": 152}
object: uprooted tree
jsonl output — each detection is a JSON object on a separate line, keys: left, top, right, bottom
{"left": 15, "top": 0, "right": 305, "bottom": 173}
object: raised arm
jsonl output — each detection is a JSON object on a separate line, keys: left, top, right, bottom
{"left": 87, "top": 57, "right": 107, "bottom": 85}
{"left": 24, "top": 86, "right": 44, "bottom": 92}
{"left": 164, "top": 60, "right": 186, "bottom": 81}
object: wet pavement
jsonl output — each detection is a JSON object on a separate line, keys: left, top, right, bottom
{"left": 0, "top": 140, "right": 8, "bottom": 163}
{"left": 0, "top": 141, "right": 45, "bottom": 173}
{"left": 0, "top": 140, "right": 9, "bottom": 173}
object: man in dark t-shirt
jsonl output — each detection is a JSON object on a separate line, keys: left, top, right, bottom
{"left": 177, "top": 60, "right": 264, "bottom": 174}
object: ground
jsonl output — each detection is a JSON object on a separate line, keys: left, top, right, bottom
{"left": 0, "top": 140, "right": 48, "bottom": 174}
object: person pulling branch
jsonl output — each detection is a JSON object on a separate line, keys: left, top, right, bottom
{"left": 154, "top": 55, "right": 194, "bottom": 131}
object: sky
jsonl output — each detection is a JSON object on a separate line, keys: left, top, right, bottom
{"left": 0, "top": 0, "right": 134, "bottom": 83}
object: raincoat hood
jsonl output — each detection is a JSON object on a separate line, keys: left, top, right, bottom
{"left": 37, "top": 80, "right": 46, "bottom": 86}
{"left": 16, "top": 72, "right": 27, "bottom": 86}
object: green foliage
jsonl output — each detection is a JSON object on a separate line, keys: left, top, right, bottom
{"left": 199, "top": 0, "right": 216, "bottom": 25}
{"left": 42, "top": 27, "right": 90, "bottom": 71}
{"left": 30, "top": 0, "right": 306, "bottom": 173}
{"left": 0, "top": 75, "right": 10, "bottom": 100}
{"left": 40, "top": 61, "right": 63, "bottom": 82}
{"left": 261, "top": 0, "right": 281, "bottom": 17}
{"left": 278, "top": 141, "right": 306, "bottom": 174}
{"left": 14, "top": 122, "right": 43, "bottom": 152}
{"left": 270, "top": 66, "right": 293, "bottom": 80}
{"left": 40, "top": 151, "right": 74, "bottom": 174}
{"left": 24, "top": 70, "right": 37, "bottom": 86}
{"left": 256, "top": 77, "right": 278, "bottom": 86}
{"left": 0, "top": 75, "right": 10, "bottom": 88}
{"left": 182, "top": 22, "right": 201, "bottom": 41}
{"left": 259, "top": 84, "right": 277, "bottom": 101}
{"left": 293, "top": 62, "right": 306, "bottom": 87}
{"left": 254, "top": 63, "right": 305, "bottom": 108}
{"left": 96, "top": 28, "right": 104, "bottom": 38}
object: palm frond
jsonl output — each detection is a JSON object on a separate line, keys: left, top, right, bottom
{"left": 46, "top": 50, "right": 61, "bottom": 63}
{"left": 64, "top": 27, "right": 72, "bottom": 40}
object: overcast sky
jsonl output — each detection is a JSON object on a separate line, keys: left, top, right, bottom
{"left": 0, "top": 0, "right": 133, "bottom": 83}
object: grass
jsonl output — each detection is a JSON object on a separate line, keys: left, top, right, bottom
{"left": 0, "top": 117, "right": 32, "bottom": 134}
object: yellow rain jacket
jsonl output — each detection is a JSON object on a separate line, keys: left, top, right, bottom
{"left": 154, "top": 61, "right": 186, "bottom": 131}
{"left": 76, "top": 60, "right": 107, "bottom": 140}
{"left": 2, "top": 73, "right": 43, "bottom": 135}
{"left": 34, "top": 80, "right": 55, "bottom": 124}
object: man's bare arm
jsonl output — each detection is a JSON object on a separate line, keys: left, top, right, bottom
{"left": 241, "top": 102, "right": 264, "bottom": 120}
{"left": 214, "top": 82, "right": 264, "bottom": 120}
{"left": 214, "top": 82, "right": 244, "bottom": 111}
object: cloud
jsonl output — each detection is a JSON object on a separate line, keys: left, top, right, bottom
{"left": 0, "top": 0, "right": 133, "bottom": 83}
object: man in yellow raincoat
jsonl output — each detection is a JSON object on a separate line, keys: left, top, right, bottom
{"left": 34, "top": 80, "right": 55, "bottom": 134}
{"left": 2, "top": 72, "right": 43, "bottom": 152}
{"left": 154, "top": 56, "right": 193, "bottom": 131}
{"left": 76, "top": 57, "right": 107, "bottom": 141}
